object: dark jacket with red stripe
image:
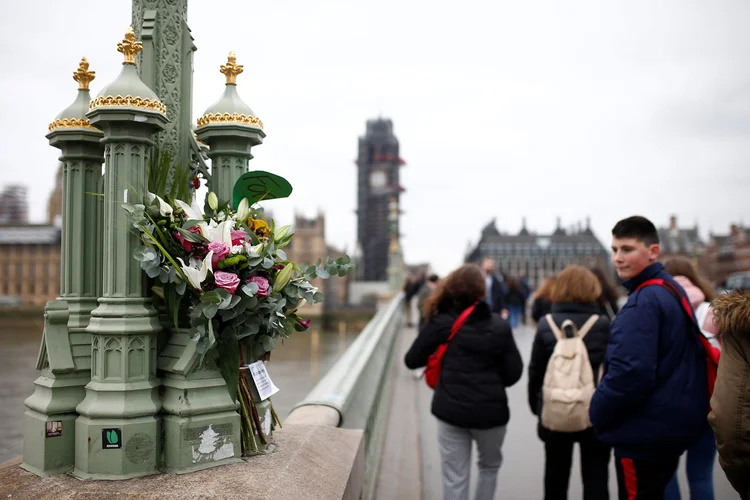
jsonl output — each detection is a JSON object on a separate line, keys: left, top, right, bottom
{"left": 589, "top": 263, "right": 709, "bottom": 459}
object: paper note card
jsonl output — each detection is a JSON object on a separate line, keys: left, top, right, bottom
{"left": 247, "top": 361, "right": 280, "bottom": 401}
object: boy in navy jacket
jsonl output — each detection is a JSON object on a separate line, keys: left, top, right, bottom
{"left": 590, "top": 216, "right": 708, "bottom": 499}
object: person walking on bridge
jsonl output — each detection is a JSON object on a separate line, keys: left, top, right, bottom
{"left": 528, "top": 265, "right": 612, "bottom": 500}
{"left": 590, "top": 216, "right": 709, "bottom": 499}
{"left": 405, "top": 263, "right": 523, "bottom": 500}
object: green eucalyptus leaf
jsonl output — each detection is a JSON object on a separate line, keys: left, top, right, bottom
{"left": 242, "top": 282, "right": 259, "bottom": 297}
{"left": 145, "top": 265, "right": 162, "bottom": 279}
{"left": 200, "top": 291, "right": 222, "bottom": 304}
{"left": 204, "top": 303, "right": 219, "bottom": 319}
{"left": 260, "top": 335, "right": 276, "bottom": 351}
{"left": 316, "top": 268, "right": 329, "bottom": 279}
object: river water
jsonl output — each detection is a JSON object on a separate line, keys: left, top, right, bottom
{"left": 0, "top": 319, "right": 359, "bottom": 463}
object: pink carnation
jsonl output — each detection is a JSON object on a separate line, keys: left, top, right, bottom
{"left": 297, "top": 318, "right": 311, "bottom": 330}
{"left": 208, "top": 242, "right": 230, "bottom": 266}
{"left": 214, "top": 271, "right": 241, "bottom": 295}
{"left": 231, "top": 229, "right": 248, "bottom": 246}
{"left": 248, "top": 275, "right": 270, "bottom": 298}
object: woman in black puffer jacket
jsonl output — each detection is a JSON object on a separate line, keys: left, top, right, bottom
{"left": 527, "top": 265, "right": 612, "bottom": 500}
{"left": 405, "top": 264, "right": 523, "bottom": 500}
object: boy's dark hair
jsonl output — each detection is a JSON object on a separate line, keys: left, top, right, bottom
{"left": 612, "top": 216, "right": 659, "bottom": 246}
{"left": 427, "top": 274, "right": 439, "bottom": 283}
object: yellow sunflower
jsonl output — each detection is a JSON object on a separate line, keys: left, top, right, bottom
{"left": 248, "top": 218, "right": 270, "bottom": 238}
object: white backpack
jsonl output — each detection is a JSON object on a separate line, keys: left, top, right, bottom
{"left": 541, "top": 314, "right": 600, "bottom": 433}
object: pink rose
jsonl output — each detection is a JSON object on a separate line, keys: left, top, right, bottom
{"left": 214, "top": 271, "right": 241, "bottom": 295}
{"left": 231, "top": 229, "right": 248, "bottom": 246}
{"left": 175, "top": 232, "right": 192, "bottom": 252}
{"left": 176, "top": 226, "right": 203, "bottom": 253}
{"left": 208, "top": 242, "right": 230, "bottom": 266}
{"left": 247, "top": 275, "right": 270, "bottom": 298}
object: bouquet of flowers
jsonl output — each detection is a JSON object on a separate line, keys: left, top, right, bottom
{"left": 122, "top": 185, "right": 353, "bottom": 454}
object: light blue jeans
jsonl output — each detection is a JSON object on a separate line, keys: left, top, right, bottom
{"left": 508, "top": 305, "right": 522, "bottom": 328}
{"left": 437, "top": 419, "right": 507, "bottom": 500}
{"left": 664, "top": 423, "right": 716, "bottom": 500}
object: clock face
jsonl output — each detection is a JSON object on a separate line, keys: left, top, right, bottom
{"left": 370, "top": 170, "right": 387, "bottom": 189}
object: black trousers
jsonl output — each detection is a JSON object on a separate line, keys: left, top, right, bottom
{"left": 615, "top": 456, "right": 679, "bottom": 500}
{"left": 543, "top": 428, "right": 611, "bottom": 500}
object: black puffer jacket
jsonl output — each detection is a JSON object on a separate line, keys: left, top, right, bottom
{"left": 527, "top": 302, "right": 611, "bottom": 440}
{"left": 405, "top": 301, "right": 523, "bottom": 429}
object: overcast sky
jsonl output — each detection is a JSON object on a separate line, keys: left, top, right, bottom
{"left": 2, "top": 0, "right": 749, "bottom": 275}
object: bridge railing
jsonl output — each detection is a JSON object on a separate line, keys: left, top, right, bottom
{"left": 286, "top": 293, "right": 404, "bottom": 500}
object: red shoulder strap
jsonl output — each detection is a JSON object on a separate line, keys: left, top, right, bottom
{"left": 446, "top": 303, "right": 477, "bottom": 341}
{"left": 636, "top": 278, "right": 696, "bottom": 322}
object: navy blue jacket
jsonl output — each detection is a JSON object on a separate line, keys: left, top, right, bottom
{"left": 589, "top": 263, "right": 709, "bottom": 459}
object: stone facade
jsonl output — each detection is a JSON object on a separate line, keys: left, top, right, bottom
{"left": 699, "top": 224, "right": 750, "bottom": 285}
{"left": 356, "top": 119, "right": 405, "bottom": 282}
{"left": 466, "top": 218, "right": 611, "bottom": 289}
{"left": 0, "top": 185, "right": 29, "bottom": 225}
{"left": 658, "top": 215, "right": 703, "bottom": 263}
{"left": 285, "top": 213, "right": 349, "bottom": 314}
{"left": 0, "top": 225, "right": 61, "bottom": 306}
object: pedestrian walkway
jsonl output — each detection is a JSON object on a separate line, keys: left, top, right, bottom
{"left": 377, "top": 322, "right": 736, "bottom": 499}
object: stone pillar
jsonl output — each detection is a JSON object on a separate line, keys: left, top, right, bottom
{"left": 73, "top": 28, "right": 168, "bottom": 480}
{"left": 22, "top": 58, "right": 104, "bottom": 477}
{"left": 196, "top": 51, "right": 265, "bottom": 206}
{"left": 132, "top": 0, "right": 195, "bottom": 189}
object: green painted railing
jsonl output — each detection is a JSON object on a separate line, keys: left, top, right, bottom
{"left": 289, "top": 293, "right": 404, "bottom": 500}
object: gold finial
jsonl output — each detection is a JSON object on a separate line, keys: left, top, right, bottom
{"left": 72, "top": 57, "right": 95, "bottom": 90}
{"left": 220, "top": 51, "right": 244, "bottom": 85}
{"left": 117, "top": 27, "right": 142, "bottom": 65}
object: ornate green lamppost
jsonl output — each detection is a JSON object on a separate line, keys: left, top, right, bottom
{"left": 196, "top": 51, "right": 265, "bottom": 205}
{"left": 74, "top": 28, "right": 168, "bottom": 480}
{"left": 21, "top": 58, "right": 105, "bottom": 477}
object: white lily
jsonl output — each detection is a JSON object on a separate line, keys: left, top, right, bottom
{"left": 146, "top": 192, "right": 174, "bottom": 220}
{"left": 209, "top": 220, "right": 233, "bottom": 246}
{"left": 174, "top": 194, "right": 204, "bottom": 221}
{"left": 174, "top": 194, "right": 208, "bottom": 236}
{"left": 235, "top": 197, "right": 250, "bottom": 222}
{"left": 177, "top": 250, "right": 214, "bottom": 290}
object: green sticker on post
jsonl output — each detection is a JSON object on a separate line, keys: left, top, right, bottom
{"left": 233, "top": 171, "right": 293, "bottom": 209}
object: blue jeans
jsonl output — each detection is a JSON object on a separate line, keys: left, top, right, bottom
{"left": 508, "top": 305, "right": 522, "bottom": 328}
{"left": 664, "top": 423, "right": 716, "bottom": 500}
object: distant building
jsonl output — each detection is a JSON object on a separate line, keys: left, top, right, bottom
{"left": 355, "top": 118, "right": 406, "bottom": 282}
{"left": 284, "top": 213, "right": 349, "bottom": 315}
{"left": 699, "top": 224, "right": 750, "bottom": 285}
{"left": 0, "top": 185, "right": 29, "bottom": 225}
{"left": 47, "top": 164, "right": 63, "bottom": 226}
{"left": 658, "top": 215, "right": 703, "bottom": 263}
{"left": 465, "top": 218, "right": 611, "bottom": 289}
{"left": 0, "top": 225, "right": 61, "bottom": 306}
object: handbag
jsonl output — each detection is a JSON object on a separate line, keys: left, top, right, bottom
{"left": 424, "top": 303, "right": 476, "bottom": 389}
